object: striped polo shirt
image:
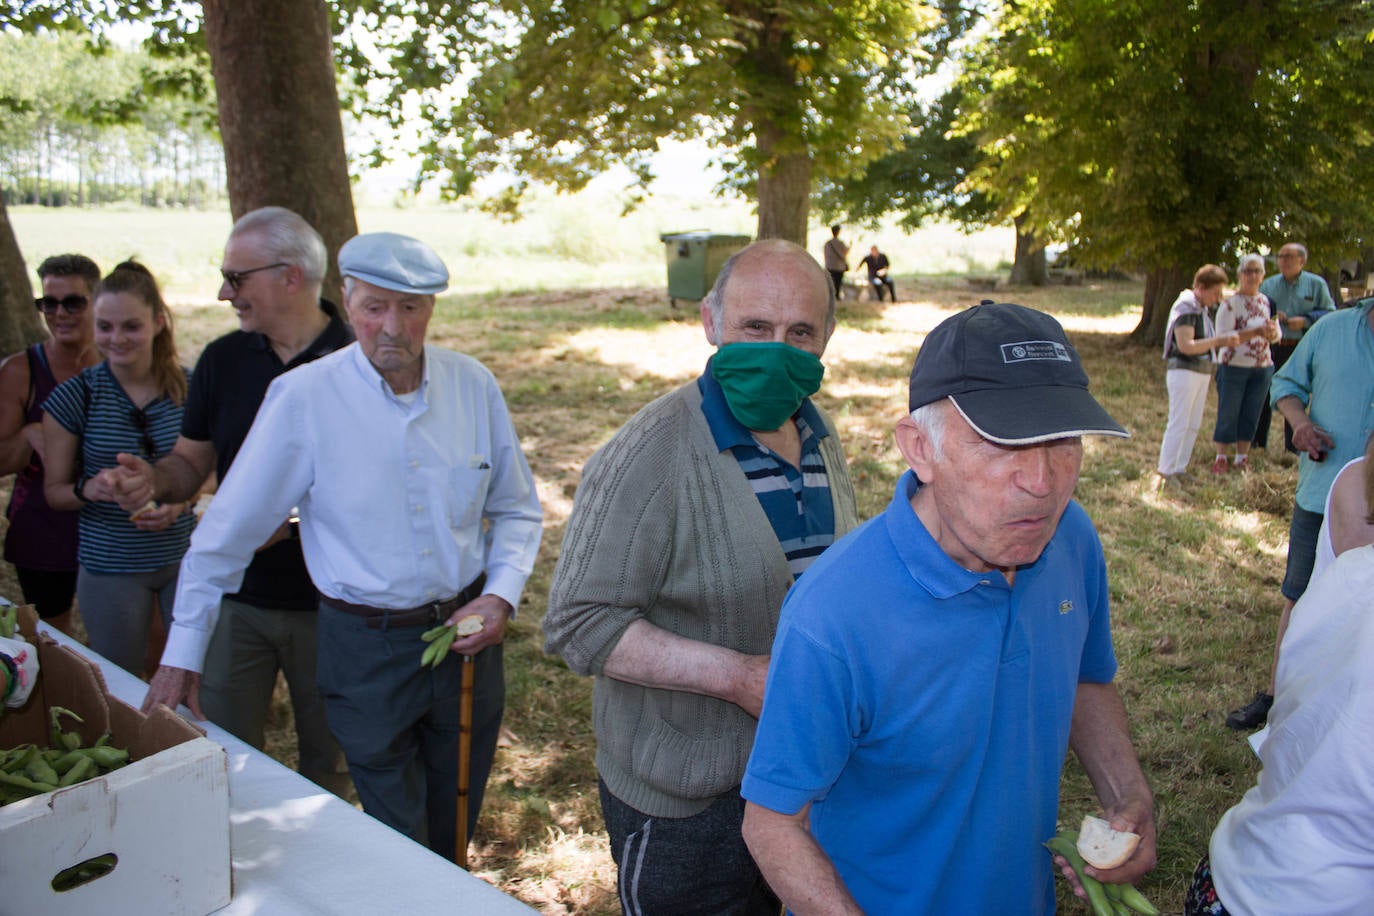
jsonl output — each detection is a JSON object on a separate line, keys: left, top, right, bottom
{"left": 698, "top": 359, "right": 836, "bottom": 577}
{"left": 42, "top": 363, "right": 194, "bottom": 573}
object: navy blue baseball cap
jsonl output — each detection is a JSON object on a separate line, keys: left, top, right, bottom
{"left": 908, "top": 301, "right": 1128, "bottom": 445}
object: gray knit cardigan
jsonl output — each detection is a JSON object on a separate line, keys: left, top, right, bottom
{"left": 544, "top": 379, "right": 859, "bottom": 818}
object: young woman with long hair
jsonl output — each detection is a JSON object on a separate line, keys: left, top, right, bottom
{"left": 42, "top": 261, "right": 194, "bottom": 675}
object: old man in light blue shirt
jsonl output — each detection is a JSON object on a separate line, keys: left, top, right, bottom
{"left": 145, "top": 232, "right": 543, "bottom": 858}
{"left": 1251, "top": 241, "right": 1336, "bottom": 453}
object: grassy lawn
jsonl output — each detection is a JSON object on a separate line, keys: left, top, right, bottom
{"left": 2, "top": 205, "right": 1289, "bottom": 914}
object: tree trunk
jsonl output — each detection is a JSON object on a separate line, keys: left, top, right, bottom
{"left": 1131, "top": 265, "right": 1192, "bottom": 347}
{"left": 746, "top": 14, "right": 810, "bottom": 246}
{"left": 0, "top": 192, "right": 45, "bottom": 355}
{"left": 755, "top": 138, "right": 811, "bottom": 245}
{"left": 201, "top": 0, "right": 357, "bottom": 302}
{"left": 1008, "top": 213, "right": 1047, "bottom": 286}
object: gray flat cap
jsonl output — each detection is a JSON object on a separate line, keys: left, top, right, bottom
{"left": 338, "top": 232, "right": 449, "bottom": 294}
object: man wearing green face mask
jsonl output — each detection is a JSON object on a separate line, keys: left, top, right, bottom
{"left": 544, "top": 239, "right": 860, "bottom": 914}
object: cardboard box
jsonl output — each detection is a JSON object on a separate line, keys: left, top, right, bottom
{"left": 0, "top": 607, "right": 231, "bottom": 915}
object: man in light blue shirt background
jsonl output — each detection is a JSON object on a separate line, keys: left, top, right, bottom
{"left": 143, "top": 232, "right": 543, "bottom": 859}
{"left": 1252, "top": 241, "right": 1336, "bottom": 452}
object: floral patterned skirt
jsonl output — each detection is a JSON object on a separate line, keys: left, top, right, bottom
{"left": 1185, "top": 853, "right": 1233, "bottom": 916}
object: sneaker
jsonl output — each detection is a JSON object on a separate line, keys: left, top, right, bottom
{"left": 1225, "top": 691, "right": 1273, "bottom": 730}
{"left": 1211, "top": 455, "right": 1229, "bottom": 476}
{"left": 1233, "top": 455, "right": 1250, "bottom": 472}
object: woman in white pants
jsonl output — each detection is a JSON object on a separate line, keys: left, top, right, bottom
{"left": 1157, "top": 264, "right": 1240, "bottom": 480}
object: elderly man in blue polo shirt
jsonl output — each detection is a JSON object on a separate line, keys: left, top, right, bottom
{"left": 742, "top": 302, "right": 1156, "bottom": 914}
{"left": 1252, "top": 242, "right": 1336, "bottom": 452}
{"left": 143, "top": 232, "right": 543, "bottom": 859}
{"left": 544, "top": 239, "right": 859, "bottom": 914}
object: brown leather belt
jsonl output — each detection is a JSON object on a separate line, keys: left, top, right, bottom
{"left": 319, "top": 575, "right": 485, "bottom": 629}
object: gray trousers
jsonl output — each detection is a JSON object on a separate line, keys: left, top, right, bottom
{"left": 599, "top": 781, "right": 779, "bottom": 915}
{"left": 315, "top": 603, "right": 504, "bottom": 857}
{"left": 199, "top": 596, "right": 351, "bottom": 797}
{"left": 77, "top": 562, "right": 178, "bottom": 676}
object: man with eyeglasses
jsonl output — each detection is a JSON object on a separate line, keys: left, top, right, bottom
{"left": 0, "top": 254, "right": 101, "bottom": 634}
{"left": 1252, "top": 242, "right": 1335, "bottom": 454}
{"left": 109, "top": 207, "right": 353, "bottom": 796}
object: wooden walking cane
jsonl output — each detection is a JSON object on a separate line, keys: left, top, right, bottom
{"left": 456, "top": 653, "right": 475, "bottom": 869}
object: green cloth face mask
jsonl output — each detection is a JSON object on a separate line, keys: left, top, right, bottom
{"left": 710, "top": 342, "right": 825, "bottom": 431}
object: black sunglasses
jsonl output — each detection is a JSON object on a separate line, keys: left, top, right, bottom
{"left": 220, "top": 262, "right": 288, "bottom": 292}
{"left": 128, "top": 407, "right": 158, "bottom": 460}
{"left": 35, "top": 295, "right": 90, "bottom": 315}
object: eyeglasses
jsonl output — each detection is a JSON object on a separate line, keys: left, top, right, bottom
{"left": 1240, "top": 267, "right": 1264, "bottom": 274}
{"left": 220, "top": 262, "right": 288, "bottom": 292}
{"left": 128, "top": 407, "right": 158, "bottom": 460}
{"left": 35, "top": 295, "right": 89, "bottom": 315}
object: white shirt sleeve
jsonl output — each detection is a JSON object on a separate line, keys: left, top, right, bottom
{"left": 161, "top": 379, "right": 314, "bottom": 673}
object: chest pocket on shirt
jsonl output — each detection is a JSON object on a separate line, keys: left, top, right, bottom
{"left": 447, "top": 465, "right": 490, "bottom": 530}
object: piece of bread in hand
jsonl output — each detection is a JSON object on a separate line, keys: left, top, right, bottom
{"left": 1077, "top": 815, "right": 1140, "bottom": 869}
{"left": 454, "top": 614, "right": 485, "bottom": 637}
{"left": 129, "top": 500, "right": 159, "bottom": 521}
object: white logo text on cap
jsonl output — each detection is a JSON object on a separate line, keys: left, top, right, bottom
{"left": 1001, "top": 340, "right": 1071, "bottom": 363}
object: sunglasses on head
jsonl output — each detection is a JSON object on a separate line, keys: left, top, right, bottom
{"left": 128, "top": 407, "right": 158, "bottom": 460}
{"left": 35, "top": 295, "right": 89, "bottom": 315}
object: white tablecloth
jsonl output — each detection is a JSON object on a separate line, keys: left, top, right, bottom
{"left": 40, "top": 625, "right": 536, "bottom": 915}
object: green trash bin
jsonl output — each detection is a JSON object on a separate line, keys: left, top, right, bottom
{"left": 660, "top": 230, "right": 752, "bottom": 306}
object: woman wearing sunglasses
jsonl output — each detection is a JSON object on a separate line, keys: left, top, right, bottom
{"left": 41, "top": 261, "right": 194, "bottom": 675}
{"left": 0, "top": 254, "right": 102, "bottom": 635}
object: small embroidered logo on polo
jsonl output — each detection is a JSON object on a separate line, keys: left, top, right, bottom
{"left": 1001, "top": 340, "right": 1072, "bottom": 363}
{"left": 1058, "top": 600, "right": 1074, "bottom": 615}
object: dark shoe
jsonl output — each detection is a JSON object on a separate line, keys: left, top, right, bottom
{"left": 1226, "top": 691, "right": 1273, "bottom": 730}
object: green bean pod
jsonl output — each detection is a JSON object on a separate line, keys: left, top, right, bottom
{"left": 3, "top": 745, "right": 37, "bottom": 774}
{"left": 1118, "top": 883, "right": 1160, "bottom": 915}
{"left": 1045, "top": 834, "right": 1113, "bottom": 916}
{"left": 23, "top": 753, "right": 60, "bottom": 786}
{"left": 81, "top": 746, "right": 130, "bottom": 770}
{"left": 57, "top": 755, "right": 95, "bottom": 787}
{"left": 48, "top": 749, "right": 86, "bottom": 775}
{"left": 421, "top": 624, "right": 451, "bottom": 643}
{"left": 428, "top": 625, "right": 457, "bottom": 668}
{"left": 420, "top": 639, "right": 442, "bottom": 668}
{"left": 0, "top": 769, "right": 57, "bottom": 795}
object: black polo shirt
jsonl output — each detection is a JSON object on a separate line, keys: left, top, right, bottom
{"left": 182, "top": 300, "right": 353, "bottom": 610}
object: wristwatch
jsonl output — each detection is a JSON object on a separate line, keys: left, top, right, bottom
{"left": 74, "top": 477, "right": 92, "bottom": 504}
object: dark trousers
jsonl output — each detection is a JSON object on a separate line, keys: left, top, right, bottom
{"left": 316, "top": 603, "right": 504, "bottom": 856}
{"left": 1281, "top": 503, "right": 1325, "bottom": 602}
{"left": 599, "top": 779, "right": 779, "bottom": 915}
{"left": 1253, "top": 342, "right": 1296, "bottom": 451}
{"left": 16, "top": 567, "right": 77, "bottom": 620}
{"left": 199, "top": 597, "right": 351, "bottom": 797}
{"left": 869, "top": 275, "right": 896, "bottom": 301}
{"left": 827, "top": 269, "right": 845, "bottom": 298}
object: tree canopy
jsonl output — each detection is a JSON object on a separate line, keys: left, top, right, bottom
{"left": 959, "top": 0, "right": 1374, "bottom": 340}
{"left": 335, "top": 0, "right": 974, "bottom": 243}
{"left": 0, "top": 31, "right": 222, "bottom": 208}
